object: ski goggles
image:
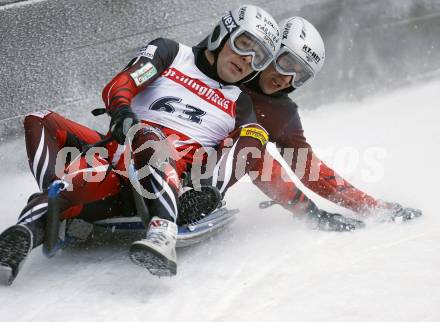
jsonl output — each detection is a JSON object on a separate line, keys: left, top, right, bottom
{"left": 228, "top": 30, "right": 274, "bottom": 71}
{"left": 274, "top": 46, "right": 315, "bottom": 88}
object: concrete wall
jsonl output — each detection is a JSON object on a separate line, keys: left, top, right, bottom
{"left": 1, "top": 0, "right": 439, "bottom": 138}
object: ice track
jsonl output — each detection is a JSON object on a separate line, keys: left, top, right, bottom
{"left": 0, "top": 80, "right": 439, "bottom": 322}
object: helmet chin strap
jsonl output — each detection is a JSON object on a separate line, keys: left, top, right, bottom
{"left": 240, "top": 70, "right": 259, "bottom": 83}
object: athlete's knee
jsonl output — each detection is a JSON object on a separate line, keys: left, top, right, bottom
{"left": 131, "top": 125, "right": 165, "bottom": 149}
{"left": 23, "top": 110, "right": 64, "bottom": 148}
{"left": 131, "top": 125, "right": 175, "bottom": 169}
{"left": 23, "top": 110, "right": 55, "bottom": 131}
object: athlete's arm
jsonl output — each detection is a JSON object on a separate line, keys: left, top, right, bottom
{"left": 234, "top": 93, "right": 257, "bottom": 128}
{"left": 102, "top": 38, "right": 179, "bottom": 112}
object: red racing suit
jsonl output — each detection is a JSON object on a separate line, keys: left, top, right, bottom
{"left": 241, "top": 78, "right": 384, "bottom": 215}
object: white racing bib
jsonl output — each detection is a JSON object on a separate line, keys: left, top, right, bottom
{"left": 131, "top": 44, "right": 241, "bottom": 147}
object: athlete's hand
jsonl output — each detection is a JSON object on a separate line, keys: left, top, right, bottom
{"left": 380, "top": 202, "right": 422, "bottom": 222}
{"left": 307, "top": 210, "right": 365, "bottom": 232}
{"left": 109, "top": 106, "right": 138, "bottom": 144}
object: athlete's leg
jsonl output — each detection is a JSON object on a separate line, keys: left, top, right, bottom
{"left": 23, "top": 110, "right": 103, "bottom": 191}
{"left": 129, "top": 124, "right": 181, "bottom": 223}
{"left": 0, "top": 152, "right": 122, "bottom": 284}
{"left": 253, "top": 150, "right": 365, "bottom": 231}
{"left": 127, "top": 124, "right": 183, "bottom": 276}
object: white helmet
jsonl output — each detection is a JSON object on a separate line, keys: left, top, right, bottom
{"left": 274, "top": 17, "right": 325, "bottom": 88}
{"left": 207, "top": 5, "right": 281, "bottom": 71}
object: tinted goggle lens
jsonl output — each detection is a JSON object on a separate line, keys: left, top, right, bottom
{"left": 275, "top": 50, "right": 314, "bottom": 87}
{"left": 230, "top": 31, "right": 272, "bottom": 71}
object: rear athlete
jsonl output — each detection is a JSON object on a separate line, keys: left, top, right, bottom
{"left": 181, "top": 16, "right": 422, "bottom": 230}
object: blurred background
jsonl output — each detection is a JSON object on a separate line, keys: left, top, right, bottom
{"left": 1, "top": 0, "right": 439, "bottom": 139}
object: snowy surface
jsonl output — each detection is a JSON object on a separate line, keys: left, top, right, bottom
{"left": 0, "top": 80, "right": 439, "bottom": 322}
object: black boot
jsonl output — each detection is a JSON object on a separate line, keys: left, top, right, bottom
{"left": 177, "top": 186, "right": 222, "bottom": 226}
{"left": 0, "top": 225, "right": 34, "bottom": 285}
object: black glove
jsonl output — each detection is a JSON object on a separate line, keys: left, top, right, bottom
{"left": 307, "top": 210, "right": 365, "bottom": 232}
{"left": 382, "top": 202, "right": 422, "bottom": 222}
{"left": 109, "top": 106, "right": 138, "bottom": 144}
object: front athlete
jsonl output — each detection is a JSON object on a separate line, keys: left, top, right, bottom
{"left": 0, "top": 5, "right": 281, "bottom": 284}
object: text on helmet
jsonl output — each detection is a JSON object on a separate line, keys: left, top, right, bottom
{"left": 222, "top": 11, "right": 239, "bottom": 33}
{"left": 256, "top": 24, "right": 279, "bottom": 50}
{"left": 263, "top": 17, "right": 277, "bottom": 32}
{"left": 302, "top": 44, "right": 321, "bottom": 64}
{"left": 238, "top": 7, "right": 246, "bottom": 21}
{"left": 282, "top": 22, "right": 292, "bottom": 40}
